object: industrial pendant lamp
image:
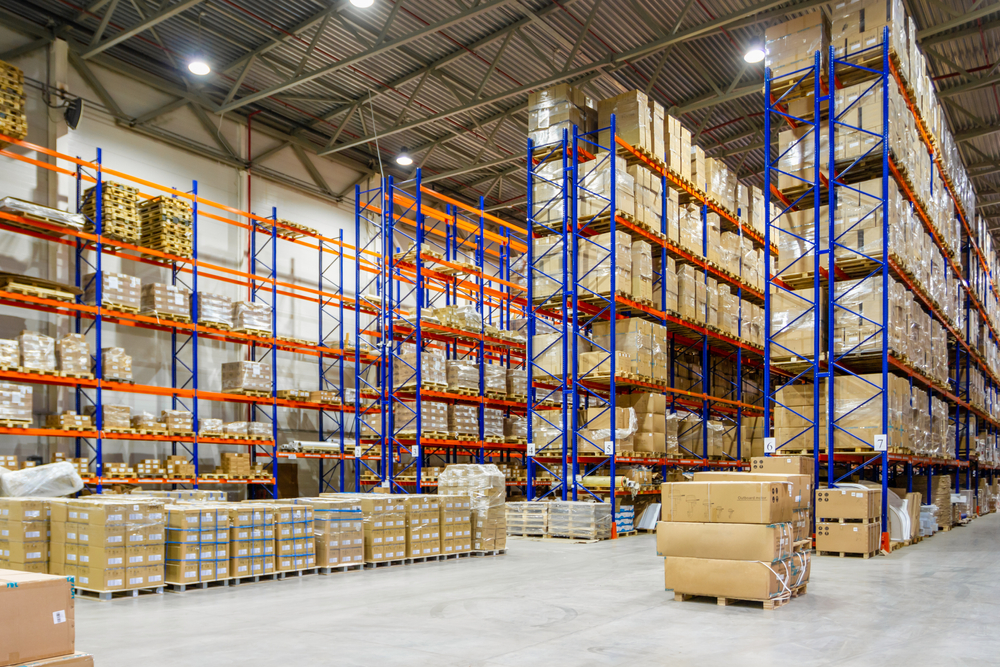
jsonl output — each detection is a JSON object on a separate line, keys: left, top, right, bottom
{"left": 396, "top": 147, "right": 413, "bottom": 166}
{"left": 188, "top": 12, "right": 211, "bottom": 76}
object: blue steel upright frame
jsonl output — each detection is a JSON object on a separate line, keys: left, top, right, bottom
{"left": 249, "top": 207, "right": 280, "bottom": 498}
{"left": 318, "top": 230, "right": 346, "bottom": 492}
{"left": 170, "top": 181, "right": 200, "bottom": 481}
{"left": 526, "top": 129, "right": 571, "bottom": 501}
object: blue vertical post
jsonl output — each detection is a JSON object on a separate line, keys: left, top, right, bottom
{"left": 338, "top": 229, "right": 345, "bottom": 491}
{"left": 526, "top": 139, "right": 536, "bottom": 501}
{"left": 608, "top": 113, "right": 617, "bottom": 522}
{"left": 94, "top": 148, "right": 104, "bottom": 492}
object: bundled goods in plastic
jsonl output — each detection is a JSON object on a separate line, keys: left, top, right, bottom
{"left": 528, "top": 82, "right": 597, "bottom": 149}
{"left": 393, "top": 399, "right": 447, "bottom": 434}
{"left": 0, "top": 338, "right": 15, "bottom": 368}
{"left": 445, "top": 358, "right": 478, "bottom": 393}
{"left": 506, "top": 367, "right": 527, "bottom": 398}
{"left": 448, "top": 404, "right": 479, "bottom": 438}
{"left": 161, "top": 409, "right": 193, "bottom": 433}
{"left": 395, "top": 495, "right": 442, "bottom": 558}
{"left": 483, "top": 363, "right": 506, "bottom": 395}
{"left": 394, "top": 351, "right": 446, "bottom": 388}
{"left": 505, "top": 502, "right": 548, "bottom": 536}
{"left": 548, "top": 501, "right": 612, "bottom": 539}
{"left": 45, "top": 411, "right": 91, "bottom": 431}
{"left": 196, "top": 291, "right": 233, "bottom": 328}
{"left": 232, "top": 300, "right": 271, "bottom": 333}
{"left": 315, "top": 494, "right": 411, "bottom": 562}
{"left": 84, "top": 271, "right": 140, "bottom": 311}
{"left": 82, "top": 181, "right": 140, "bottom": 243}
{"left": 56, "top": 333, "right": 90, "bottom": 375}
{"left": 295, "top": 497, "right": 364, "bottom": 566}
{"left": 165, "top": 504, "right": 235, "bottom": 584}
{"left": 221, "top": 360, "right": 271, "bottom": 393}
{"left": 0, "top": 382, "right": 31, "bottom": 424}
{"left": 140, "top": 282, "right": 190, "bottom": 319}
{"left": 17, "top": 331, "right": 55, "bottom": 373}
{"left": 483, "top": 408, "right": 504, "bottom": 439}
{"left": 504, "top": 415, "right": 527, "bottom": 441}
{"left": 101, "top": 346, "right": 132, "bottom": 382}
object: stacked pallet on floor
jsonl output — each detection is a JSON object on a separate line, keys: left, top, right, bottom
{"left": 82, "top": 180, "right": 140, "bottom": 244}
{"left": 658, "top": 479, "right": 810, "bottom": 609}
{"left": 0, "top": 59, "right": 27, "bottom": 142}
{"left": 138, "top": 196, "right": 193, "bottom": 258}
{"left": 815, "top": 488, "right": 882, "bottom": 558}
{"left": 505, "top": 502, "right": 548, "bottom": 536}
{"left": 547, "top": 502, "right": 612, "bottom": 540}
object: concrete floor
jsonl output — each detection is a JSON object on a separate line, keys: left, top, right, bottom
{"left": 76, "top": 514, "right": 1000, "bottom": 666}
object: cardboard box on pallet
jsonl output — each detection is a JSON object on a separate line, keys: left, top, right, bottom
{"left": 692, "top": 472, "right": 813, "bottom": 511}
{"left": 816, "top": 521, "right": 880, "bottom": 554}
{"left": 0, "top": 568, "right": 76, "bottom": 667}
{"left": 0, "top": 498, "right": 49, "bottom": 573}
{"left": 140, "top": 282, "right": 190, "bottom": 319}
{"left": 83, "top": 271, "right": 140, "bottom": 311}
{"left": 656, "top": 522, "right": 795, "bottom": 561}
{"left": 764, "top": 11, "right": 830, "bottom": 81}
{"left": 221, "top": 360, "right": 271, "bottom": 393}
{"left": 661, "top": 481, "right": 794, "bottom": 524}
{"left": 663, "top": 553, "right": 811, "bottom": 600}
{"left": 816, "top": 487, "right": 881, "bottom": 521}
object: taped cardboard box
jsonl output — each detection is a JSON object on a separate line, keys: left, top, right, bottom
{"left": 655, "top": 521, "right": 794, "bottom": 561}
{"left": 660, "top": 481, "right": 793, "bottom": 524}
{"left": 0, "top": 569, "right": 75, "bottom": 666}
{"left": 816, "top": 520, "right": 880, "bottom": 554}
{"left": 663, "top": 553, "right": 811, "bottom": 599}
{"left": 692, "top": 471, "right": 813, "bottom": 510}
{"left": 751, "top": 456, "right": 815, "bottom": 476}
{"left": 816, "top": 487, "right": 881, "bottom": 520}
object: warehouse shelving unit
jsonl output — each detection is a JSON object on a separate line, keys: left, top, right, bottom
{"left": 353, "top": 171, "right": 530, "bottom": 493}
{"left": 0, "top": 133, "right": 373, "bottom": 497}
{"left": 526, "top": 116, "right": 770, "bottom": 523}
{"left": 765, "top": 30, "right": 1000, "bottom": 545}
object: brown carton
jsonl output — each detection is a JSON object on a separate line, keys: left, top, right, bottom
{"left": 692, "top": 471, "right": 812, "bottom": 509}
{"left": 660, "top": 481, "right": 794, "bottom": 524}
{"left": 655, "top": 521, "right": 793, "bottom": 561}
{"left": 0, "top": 569, "right": 75, "bottom": 666}
{"left": 751, "top": 455, "right": 815, "bottom": 476}
{"left": 816, "top": 521, "right": 880, "bottom": 554}
{"left": 816, "top": 488, "right": 881, "bottom": 520}
{"left": 663, "top": 553, "right": 811, "bottom": 598}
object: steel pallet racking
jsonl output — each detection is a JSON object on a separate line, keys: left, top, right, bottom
{"left": 0, "top": 133, "right": 372, "bottom": 496}
{"left": 526, "top": 114, "right": 771, "bottom": 527}
{"left": 765, "top": 30, "right": 1000, "bottom": 546}
{"left": 352, "top": 171, "right": 530, "bottom": 493}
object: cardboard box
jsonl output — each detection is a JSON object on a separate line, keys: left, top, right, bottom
{"left": 0, "top": 569, "right": 75, "bottom": 666}
{"left": 12, "top": 652, "right": 94, "bottom": 667}
{"left": 74, "top": 566, "right": 124, "bottom": 591}
{"left": 751, "top": 456, "right": 815, "bottom": 476}
{"left": 661, "top": 481, "right": 794, "bottom": 524}
{"left": 816, "top": 521, "right": 880, "bottom": 554}
{"left": 692, "top": 472, "right": 812, "bottom": 510}
{"left": 816, "top": 488, "right": 881, "bottom": 520}
{"left": 655, "top": 522, "right": 793, "bottom": 561}
{"left": 663, "top": 554, "right": 811, "bottom": 598}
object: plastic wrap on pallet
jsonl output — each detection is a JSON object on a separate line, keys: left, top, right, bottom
{"left": 504, "top": 415, "right": 527, "bottom": 440}
{"left": 448, "top": 404, "right": 479, "bottom": 437}
{"left": 578, "top": 230, "right": 632, "bottom": 295}
{"left": 56, "top": 334, "right": 89, "bottom": 375}
{"left": 99, "top": 404, "right": 131, "bottom": 430}
{"left": 17, "top": 331, "right": 55, "bottom": 372}
{"left": 232, "top": 300, "right": 271, "bottom": 332}
{"left": 392, "top": 400, "right": 447, "bottom": 434}
{"left": 196, "top": 292, "right": 233, "bottom": 327}
{"left": 436, "top": 305, "right": 482, "bottom": 331}
{"left": 446, "top": 358, "right": 479, "bottom": 393}
{"left": 506, "top": 367, "right": 527, "bottom": 397}
{"left": 131, "top": 411, "right": 159, "bottom": 430}
{"left": 224, "top": 421, "right": 248, "bottom": 436}
{"left": 199, "top": 418, "right": 223, "bottom": 434}
{"left": 484, "top": 408, "right": 504, "bottom": 438}
{"left": 0, "top": 197, "right": 85, "bottom": 230}
{"left": 141, "top": 282, "right": 190, "bottom": 318}
{"left": 547, "top": 501, "right": 612, "bottom": 539}
{"left": 246, "top": 421, "right": 269, "bottom": 437}
{"left": 221, "top": 361, "right": 271, "bottom": 393}
{"left": 438, "top": 463, "right": 505, "bottom": 512}
{"left": 0, "top": 461, "right": 83, "bottom": 497}
{"left": 579, "top": 152, "right": 634, "bottom": 219}
{"left": 0, "top": 382, "right": 31, "bottom": 422}
{"left": 161, "top": 409, "right": 193, "bottom": 432}
{"left": 483, "top": 363, "right": 506, "bottom": 395}
{"left": 83, "top": 271, "right": 141, "bottom": 310}
{"left": 393, "top": 351, "right": 446, "bottom": 388}
{"left": 0, "top": 339, "right": 16, "bottom": 368}
{"left": 101, "top": 347, "right": 132, "bottom": 381}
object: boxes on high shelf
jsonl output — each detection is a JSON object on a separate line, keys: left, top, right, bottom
{"left": 448, "top": 404, "right": 479, "bottom": 438}
{"left": 676, "top": 265, "right": 698, "bottom": 322}
{"left": 678, "top": 204, "right": 703, "bottom": 257}
{"left": 531, "top": 235, "right": 567, "bottom": 298}
{"left": 527, "top": 83, "right": 597, "bottom": 147}
{"left": 196, "top": 291, "right": 233, "bottom": 328}
{"left": 220, "top": 452, "right": 252, "bottom": 477}
{"left": 393, "top": 350, "right": 446, "bottom": 389}
{"left": 232, "top": 300, "right": 270, "bottom": 333}
{"left": 0, "top": 382, "right": 31, "bottom": 423}
{"left": 83, "top": 271, "right": 140, "bottom": 311}
{"left": 592, "top": 318, "right": 653, "bottom": 376}
{"left": 140, "top": 283, "right": 190, "bottom": 319}
{"left": 627, "top": 164, "right": 662, "bottom": 230}
{"left": 598, "top": 90, "right": 652, "bottom": 154}
{"left": 579, "top": 153, "right": 634, "bottom": 219}
{"left": 833, "top": 81, "right": 905, "bottom": 165}
{"left": 55, "top": 334, "right": 89, "bottom": 376}
{"left": 830, "top": 0, "right": 908, "bottom": 78}
{"left": 578, "top": 230, "right": 632, "bottom": 296}
{"left": 45, "top": 411, "right": 91, "bottom": 431}
{"left": 100, "top": 347, "right": 132, "bottom": 382}
{"left": 631, "top": 240, "right": 653, "bottom": 303}
{"left": 770, "top": 286, "right": 826, "bottom": 361}
{"left": 665, "top": 115, "right": 689, "bottom": 179}
{"left": 764, "top": 12, "right": 830, "bottom": 81}
{"left": 690, "top": 146, "right": 706, "bottom": 192}
{"left": 776, "top": 208, "right": 829, "bottom": 277}
{"left": 221, "top": 360, "right": 271, "bottom": 393}
{"left": 776, "top": 125, "right": 830, "bottom": 192}
{"left": 392, "top": 399, "right": 447, "bottom": 434}
{"left": 530, "top": 160, "right": 566, "bottom": 227}
{"left": 16, "top": 331, "right": 55, "bottom": 373}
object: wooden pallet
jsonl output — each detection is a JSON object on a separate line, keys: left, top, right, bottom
{"left": 0, "top": 275, "right": 79, "bottom": 301}
{"left": 446, "top": 386, "right": 479, "bottom": 396}
{"left": 140, "top": 310, "right": 192, "bottom": 324}
{"left": 221, "top": 388, "right": 272, "bottom": 398}
{"left": 505, "top": 437, "right": 528, "bottom": 445}
{"left": 0, "top": 419, "right": 32, "bottom": 428}
{"left": 75, "top": 585, "right": 164, "bottom": 601}
{"left": 818, "top": 550, "right": 878, "bottom": 559}
{"left": 673, "top": 583, "right": 806, "bottom": 610}
{"left": 198, "top": 319, "right": 232, "bottom": 331}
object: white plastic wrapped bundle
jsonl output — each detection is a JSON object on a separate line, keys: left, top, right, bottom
{"left": 0, "top": 461, "right": 84, "bottom": 496}
{"left": 197, "top": 292, "right": 233, "bottom": 327}
{"left": 83, "top": 271, "right": 141, "bottom": 310}
{"left": 225, "top": 421, "right": 249, "bottom": 435}
{"left": 247, "top": 422, "right": 269, "bottom": 437}
{"left": 56, "top": 334, "right": 89, "bottom": 375}
{"left": 233, "top": 300, "right": 271, "bottom": 332}
{"left": 0, "top": 382, "right": 31, "bottom": 422}
{"left": 448, "top": 404, "right": 479, "bottom": 437}
{"left": 532, "top": 412, "right": 563, "bottom": 452}
{"left": 141, "top": 282, "right": 190, "bottom": 318}
{"left": 484, "top": 363, "right": 506, "bottom": 395}
{"left": 101, "top": 346, "right": 132, "bottom": 381}
{"left": 161, "top": 409, "right": 193, "bottom": 432}
{"left": 131, "top": 411, "right": 160, "bottom": 430}
{"left": 504, "top": 415, "right": 527, "bottom": 440}
{"left": 579, "top": 153, "right": 634, "bottom": 219}
{"left": 547, "top": 501, "right": 612, "bottom": 539}
{"left": 0, "top": 197, "right": 85, "bottom": 230}
{"left": 446, "top": 359, "right": 479, "bottom": 393}
{"left": 484, "top": 408, "right": 503, "bottom": 438}
{"left": 17, "top": 331, "right": 55, "bottom": 372}
{"left": 438, "top": 463, "right": 505, "bottom": 512}
{"left": 199, "top": 417, "right": 224, "bottom": 434}
{"left": 0, "top": 339, "right": 17, "bottom": 368}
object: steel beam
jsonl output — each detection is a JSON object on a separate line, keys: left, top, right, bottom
{"left": 81, "top": 0, "right": 204, "bottom": 59}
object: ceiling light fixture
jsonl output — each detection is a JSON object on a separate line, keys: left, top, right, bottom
{"left": 351, "top": 0, "right": 374, "bottom": 7}
{"left": 744, "top": 43, "right": 765, "bottom": 64}
{"left": 396, "top": 147, "right": 413, "bottom": 166}
{"left": 188, "top": 59, "right": 211, "bottom": 76}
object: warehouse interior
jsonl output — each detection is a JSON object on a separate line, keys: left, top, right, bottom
{"left": 0, "top": 0, "right": 999, "bottom": 664}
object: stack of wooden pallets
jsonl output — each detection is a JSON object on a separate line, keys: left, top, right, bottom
{"left": 82, "top": 180, "right": 140, "bottom": 244}
{"left": 139, "top": 196, "right": 193, "bottom": 258}
{"left": 0, "top": 60, "right": 27, "bottom": 142}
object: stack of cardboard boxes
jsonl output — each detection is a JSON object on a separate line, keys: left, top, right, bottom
{"left": 165, "top": 504, "right": 230, "bottom": 586}
{"left": 140, "top": 282, "right": 191, "bottom": 320}
{"left": 658, "top": 479, "right": 810, "bottom": 605}
{"left": 298, "top": 497, "right": 364, "bottom": 567}
{"left": 101, "top": 347, "right": 132, "bottom": 382}
{"left": 440, "top": 495, "right": 473, "bottom": 554}
{"left": 84, "top": 271, "right": 141, "bottom": 311}
{"left": 271, "top": 503, "right": 316, "bottom": 572}
{"left": 228, "top": 503, "right": 275, "bottom": 578}
{"left": 402, "top": 495, "right": 442, "bottom": 557}
{"left": 815, "top": 487, "right": 882, "bottom": 557}
{"left": 220, "top": 452, "right": 252, "bottom": 478}
{"left": 221, "top": 360, "right": 271, "bottom": 393}
{"left": 0, "top": 498, "right": 48, "bottom": 573}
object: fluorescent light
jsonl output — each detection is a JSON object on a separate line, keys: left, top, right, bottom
{"left": 396, "top": 147, "right": 413, "bottom": 166}
{"left": 188, "top": 59, "right": 211, "bottom": 76}
{"left": 744, "top": 47, "right": 765, "bottom": 64}
{"left": 351, "top": 0, "right": 374, "bottom": 7}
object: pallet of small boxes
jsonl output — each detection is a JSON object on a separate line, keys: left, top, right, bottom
{"left": 0, "top": 564, "right": 96, "bottom": 667}
{"left": 221, "top": 360, "right": 272, "bottom": 396}
{"left": 657, "top": 474, "right": 811, "bottom": 610}
{"left": 439, "top": 464, "right": 506, "bottom": 553}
